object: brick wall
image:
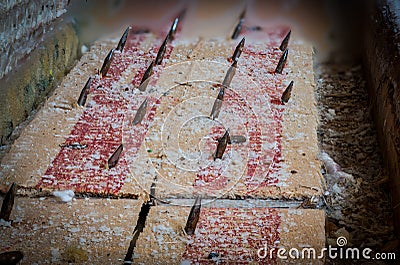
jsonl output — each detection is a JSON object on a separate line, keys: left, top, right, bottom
{"left": 364, "top": 0, "right": 400, "bottom": 236}
{"left": 0, "top": 0, "right": 69, "bottom": 78}
{"left": 0, "top": 0, "right": 79, "bottom": 147}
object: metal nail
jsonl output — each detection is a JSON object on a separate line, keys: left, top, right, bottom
{"left": 231, "top": 37, "right": 245, "bottom": 62}
{"left": 214, "top": 129, "right": 230, "bottom": 160}
{"left": 107, "top": 144, "right": 123, "bottom": 169}
{"left": 168, "top": 17, "right": 179, "bottom": 40}
{"left": 132, "top": 98, "right": 148, "bottom": 125}
{"left": 138, "top": 61, "right": 154, "bottom": 91}
{"left": 100, "top": 49, "right": 115, "bottom": 78}
{"left": 210, "top": 87, "right": 225, "bottom": 120}
{"left": 0, "top": 183, "right": 16, "bottom": 221}
{"left": 210, "top": 99, "right": 222, "bottom": 120}
{"left": 155, "top": 34, "right": 169, "bottom": 65}
{"left": 275, "top": 48, "right": 288, "bottom": 74}
{"left": 279, "top": 30, "right": 291, "bottom": 51}
{"left": 281, "top": 80, "right": 294, "bottom": 104}
{"left": 231, "top": 20, "right": 243, "bottom": 40}
{"left": 77, "top": 77, "right": 92, "bottom": 107}
{"left": 222, "top": 61, "right": 237, "bottom": 88}
{"left": 239, "top": 8, "right": 246, "bottom": 20}
{"left": 116, "top": 26, "right": 131, "bottom": 52}
{"left": 184, "top": 196, "right": 201, "bottom": 235}
{"left": 231, "top": 9, "right": 246, "bottom": 39}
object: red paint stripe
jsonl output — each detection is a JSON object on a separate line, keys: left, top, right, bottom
{"left": 194, "top": 26, "right": 289, "bottom": 194}
{"left": 241, "top": 43, "right": 286, "bottom": 192}
{"left": 182, "top": 207, "right": 281, "bottom": 264}
{"left": 240, "top": 26, "right": 289, "bottom": 192}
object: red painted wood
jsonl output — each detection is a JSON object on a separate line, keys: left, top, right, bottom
{"left": 182, "top": 207, "right": 281, "bottom": 264}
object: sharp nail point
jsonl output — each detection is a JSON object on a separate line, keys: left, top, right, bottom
{"left": 155, "top": 34, "right": 169, "bottom": 65}
{"left": 231, "top": 37, "right": 245, "bottom": 62}
{"left": 184, "top": 196, "right": 202, "bottom": 235}
{"left": 279, "top": 30, "right": 291, "bottom": 51}
{"left": 77, "top": 77, "right": 92, "bottom": 107}
{"left": 169, "top": 17, "right": 179, "bottom": 40}
{"left": 231, "top": 9, "right": 246, "bottom": 39}
{"left": 231, "top": 21, "right": 243, "bottom": 40}
{"left": 214, "top": 129, "right": 230, "bottom": 160}
{"left": 116, "top": 26, "right": 131, "bottom": 52}
{"left": 275, "top": 49, "right": 288, "bottom": 74}
{"left": 0, "top": 182, "right": 17, "bottom": 221}
{"left": 132, "top": 98, "right": 148, "bottom": 125}
{"left": 100, "top": 49, "right": 115, "bottom": 78}
{"left": 139, "top": 61, "right": 154, "bottom": 90}
{"left": 281, "top": 80, "right": 294, "bottom": 104}
{"left": 240, "top": 8, "right": 246, "bottom": 19}
{"left": 107, "top": 144, "right": 123, "bottom": 169}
